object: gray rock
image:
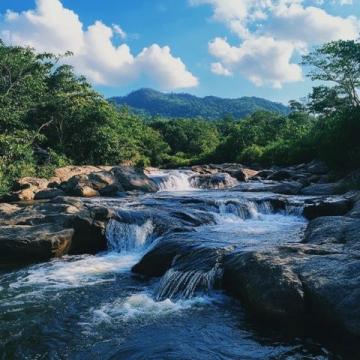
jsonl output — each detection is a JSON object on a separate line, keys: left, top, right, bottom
{"left": 112, "top": 166, "right": 158, "bottom": 192}
{"left": 301, "top": 183, "right": 341, "bottom": 196}
{"left": 0, "top": 224, "right": 74, "bottom": 261}
{"left": 303, "top": 197, "right": 354, "bottom": 220}
{"left": 34, "top": 188, "right": 66, "bottom": 200}
{"left": 190, "top": 173, "right": 237, "bottom": 189}
{"left": 223, "top": 251, "right": 305, "bottom": 320}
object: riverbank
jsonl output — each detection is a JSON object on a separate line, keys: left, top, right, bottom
{"left": 0, "top": 163, "right": 359, "bottom": 358}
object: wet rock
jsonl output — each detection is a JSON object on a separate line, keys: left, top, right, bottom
{"left": 34, "top": 188, "right": 66, "bottom": 200}
{"left": 0, "top": 199, "right": 110, "bottom": 260}
{"left": 233, "top": 181, "right": 303, "bottom": 195}
{"left": 132, "top": 232, "right": 232, "bottom": 282}
{"left": 112, "top": 166, "right": 158, "bottom": 192}
{"left": 256, "top": 170, "right": 274, "bottom": 179}
{"left": 297, "top": 252, "right": 360, "bottom": 338}
{"left": 223, "top": 251, "right": 305, "bottom": 321}
{"left": 132, "top": 235, "right": 195, "bottom": 277}
{"left": 306, "top": 160, "right": 329, "bottom": 175}
{"left": 301, "top": 183, "right": 342, "bottom": 196}
{"left": 0, "top": 224, "right": 74, "bottom": 261}
{"left": 267, "top": 170, "right": 294, "bottom": 181}
{"left": 190, "top": 173, "right": 237, "bottom": 189}
{"left": 229, "top": 168, "right": 258, "bottom": 182}
{"left": 304, "top": 216, "right": 360, "bottom": 251}
{"left": 191, "top": 165, "right": 218, "bottom": 175}
{"left": 303, "top": 197, "right": 354, "bottom": 220}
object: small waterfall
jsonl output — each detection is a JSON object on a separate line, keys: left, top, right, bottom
{"left": 285, "top": 204, "right": 305, "bottom": 216}
{"left": 214, "top": 199, "right": 273, "bottom": 220}
{"left": 148, "top": 170, "right": 196, "bottom": 191}
{"left": 155, "top": 264, "right": 222, "bottom": 301}
{"left": 106, "top": 219, "right": 154, "bottom": 253}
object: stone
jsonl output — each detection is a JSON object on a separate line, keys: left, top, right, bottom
{"left": 0, "top": 224, "right": 74, "bottom": 261}
{"left": 13, "top": 177, "right": 49, "bottom": 191}
{"left": 256, "top": 170, "right": 274, "bottom": 179}
{"left": 34, "top": 188, "right": 66, "bottom": 200}
{"left": 230, "top": 168, "right": 258, "bottom": 182}
{"left": 267, "top": 170, "right": 294, "bottom": 181}
{"left": 301, "top": 183, "right": 342, "bottom": 196}
{"left": 306, "top": 160, "right": 329, "bottom": 175}
{"left": 190, "top": 173, "right": 237, "bottom": 189}
{"left": 303, "top": 197, "right": 354, "bottom": 220}
{"left": 233, "top": 181, "right": 303, "bottom": 195}
{"left": 223, "top": 251, "right": 305, "bottom": 320}
{"left": 54, "top": 165, "right": 111, "bottom": 182}
{"left": 111, "top": 166, "right": 159, "bottom": 192}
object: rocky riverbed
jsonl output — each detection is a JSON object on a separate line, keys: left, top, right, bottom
{"left": 0, "top": 162, "right": 359, "bottom": 359}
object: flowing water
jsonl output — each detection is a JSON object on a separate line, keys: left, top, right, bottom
{"left": 0, "top": 170, "right": 344, "bottom": 359}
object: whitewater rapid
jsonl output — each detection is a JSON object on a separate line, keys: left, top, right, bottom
{"left": 0, "top": 169, "right": 334, "bottom": 359}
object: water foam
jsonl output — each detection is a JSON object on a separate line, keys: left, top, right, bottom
{"left": 7, "top": 253, "right": 139, "bottom": 294}
{"left": 148, "top": 170, "right": 196, "bottom": 192}
{"left": 89, "top": 293, "right": 214, "bottom": 325}
{"left": 106, "top": 219, "right": 154, "bottom": 253}
{"left": 156, "top": 264, "right": 223, "bottom": 300}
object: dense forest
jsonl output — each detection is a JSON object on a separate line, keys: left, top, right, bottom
{"left": 0, "top": 38, "right": 359, "bottom": 195}
{"left": 109, "top": 88, "right": 290, "bottom": 119}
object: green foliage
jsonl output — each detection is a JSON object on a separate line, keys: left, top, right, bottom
{"left": 150, "top": 119, "right": 220, "bottom": 162}
{"left": 314, "top": 107, "right": 360, "bottom": 169}
{"left": 110, "top": 88, "right": 290, "bottom": 120}
{"left": 0, "top": 131, "right": 37, "bottom": 194}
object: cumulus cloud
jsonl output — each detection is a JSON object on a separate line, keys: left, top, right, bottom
{"left": 191, "top": 0, "right": 360, "bottom": 88}
{"left": 1, "top": 0, "right": 198, "bottom": 90}
{"left": 209, "top": 36, "right": 302, "bottom": 88}
{"left": 269, "top": 4, "right": 359, "bottom": 44}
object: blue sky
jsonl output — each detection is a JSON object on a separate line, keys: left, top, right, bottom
{"left": 0, "top": 0, "right": 359, "bottom": 104}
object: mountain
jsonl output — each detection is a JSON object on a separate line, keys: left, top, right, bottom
{"left": 109, "top": 88, "right": 290, "bottom": 120}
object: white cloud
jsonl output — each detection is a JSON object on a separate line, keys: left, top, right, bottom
{"left": 269, "top": 4, "right": 360, "bottom": 44}
{"left": 1, "top": 0, "right": 198, "bottom": 90}
{"left": 339, "top": 0, "right": 353, "bottom": 5}
{"left": 191, "top": 0, "right": 360, "bottom": 88}
{"left": 112, "top": 24, "right": 127, "bottom": 40}
{"left": 211, "top": 62, "right": 233, "bottom": 76}
{"left": 209, "top": 36, "right": 302, "bottom": 88}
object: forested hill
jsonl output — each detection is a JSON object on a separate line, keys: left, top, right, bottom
{"left": 109, "top": 88, "right": 290, "bottom": 119}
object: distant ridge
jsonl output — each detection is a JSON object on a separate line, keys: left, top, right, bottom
{"left": 109, "top": 88, "right": 290, "bottom": 120}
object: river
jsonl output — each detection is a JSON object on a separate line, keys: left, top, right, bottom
{"left": 0, "top": 170, "right": 342, "bottom": 359}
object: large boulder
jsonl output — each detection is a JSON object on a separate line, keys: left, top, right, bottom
{"left": 60, "top": 171, "right": 124, "bottom": 198}
{"left": 303, "top": 196, "right": 354, "bottom": 220}
{"left": 267, "top": 170, "right": 294, "bottom": 181}
{"left": 233, "top": 181, "right": 303, "bottom": 195}
{"left": 229, "top": 168, "right": 258, "bottom": 182}
{"left": 223, "top": 251, "right": 305, "bottom": 321}
{"left": 301, "top": 183, "right": 342, "bottom": 196}
{"left": 13, "top": 177, "right": 49, "bottom": 191}
{"left": 54, "top": 165, "right": 111, "bottom": 182}
{"left": 306, "top": 160, "right": 329, "bottom": 175}
{"left": 0, "top": 224, "right": 74, "bottom": 262}
{"left": 0, "top": 198, "right": 111, "bottom": 263}
{"left": 34, "top": 188, "right": 66, "bottom": 200}
{"left": 111, "top": 166, "right": 158, "bottom": 192}
{"left": 190, "top": 173, "right": 237, "bottom": 189}
{"left": 61, "top": 175, "right": 100, "bottom": 197}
